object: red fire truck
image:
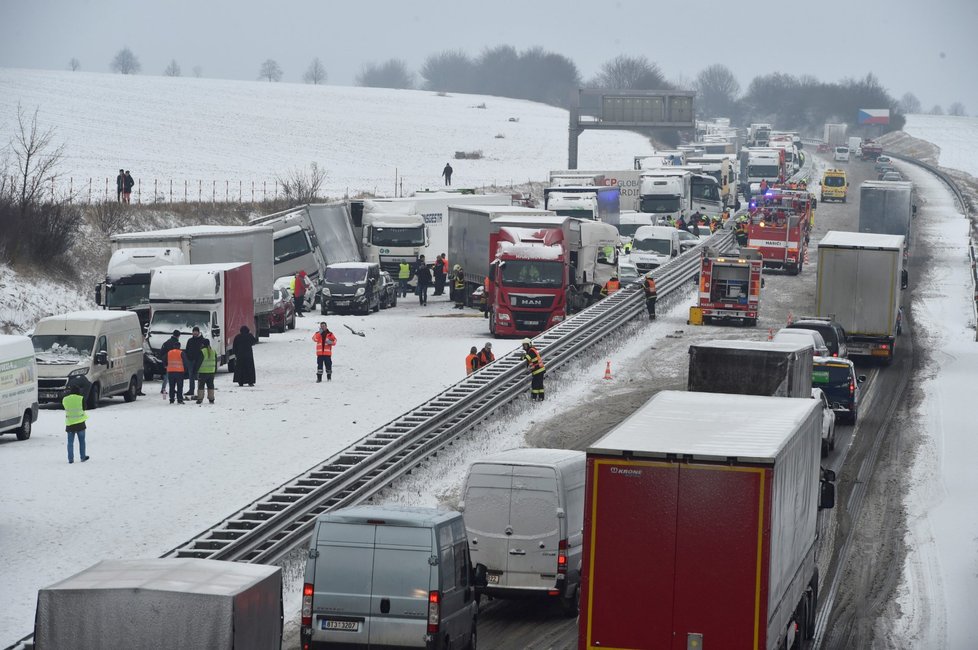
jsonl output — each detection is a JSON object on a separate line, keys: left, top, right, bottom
{"left": 695, "top": 247, "right": 763, "bottom": 326}
{"left": 747, "top": 189, "right": 813, "bottom": 275}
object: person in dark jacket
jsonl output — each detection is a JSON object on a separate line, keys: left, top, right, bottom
{"left": 116, "top": 169, "right": 125, "bottom": 202}
{"left": 442, "top": 163, "right": 453, "bottom": 186}
{"left": 414, "top": 255, "right": 432, "bottom": 306}
{"left": 232, "top": 325, "right": 258, "bottom": 386}
{"left": 477, "top": 342, "right": 495, "bottom": 366}
{"left": 184, "top": 326, "right": 206, "bottom": 396}
{"left": 159, "top": 330, "right": 181, "bottom": 395}
{"left": 451, "top": 264, "right": 466, "bottom": 309}
{"left": 432, "top": 254, "right": 447, "bottom": 296}
{"left": 293, "top": 270, "right": 308, "bottom": 316}
{"left": 123, "top": 170, "right": 135, "bottom": 203}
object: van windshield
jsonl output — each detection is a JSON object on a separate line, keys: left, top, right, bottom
{"left": 632, "top": 237, "right": 672, "bottom": 254}
{"left": 371, "top": 226, "right": 425, "bottom": 247}
{"left": 150, "top": 310, "right": 210, "bottom": 335}
{"left": 32, "top": 335, "right": 95, "bottom": 364}
{"left": 617, "top": 223, "right": 645, "bottom": 238}
{"left": 823, "top": 176, "right": 846, "bottom": 187}
{"left": 325, "top": 267, "right": 368, "bottom": 284}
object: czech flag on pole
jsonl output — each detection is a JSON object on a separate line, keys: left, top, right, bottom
{"left": 858, "top": 109, "right": 890, "bottom": 125}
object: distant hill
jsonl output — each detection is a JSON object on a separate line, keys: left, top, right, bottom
{"left": 0, "top": 68, "right": 654, "bottom": 199}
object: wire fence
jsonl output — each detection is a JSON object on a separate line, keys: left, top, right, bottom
{"left": 36, "top": 177, "right": 290, "bottom": 204}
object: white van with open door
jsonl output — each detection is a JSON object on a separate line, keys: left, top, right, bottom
{"left": 0, "top": 335, "right": 39, "bottom": 440}
{"left": 460, "top": 448, "right": 586, "bottom": 616}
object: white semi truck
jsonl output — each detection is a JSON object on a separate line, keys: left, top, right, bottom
{"left": 639, "top": 168, "right": 723, "bottom": 222}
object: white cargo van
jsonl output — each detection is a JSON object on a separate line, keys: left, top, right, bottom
{"left": 32, "top": 311, "right": 144, "bottom": 408}
{"left": 834, "top": 146, "right": 850, "bottom": 162}
{"left": 627, "top": 225, "right": 682, "bottom": 273}
{"left": 301, "top": 505, "right": 486, "bottom": 650}
{"left": 460, "top": 448, "right": 586, "bottom": 616}
{"left": 0, "top": 335, "right": 39, "bottom": 440}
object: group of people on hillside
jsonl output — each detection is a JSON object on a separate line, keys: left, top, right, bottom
{"left": 116, "top": 169, "right": 135, "bottom": 203}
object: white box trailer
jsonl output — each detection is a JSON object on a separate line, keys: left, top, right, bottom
{"left": 816, "top": 231, "right": 904, "bottom": 362}
{"left": 34, "top": 558, "right": 282, "bottom": 650}
{"left": 549, "top": 170, "right": 643, "bottom": 211}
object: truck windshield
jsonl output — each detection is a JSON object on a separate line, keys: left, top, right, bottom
{"left": 105, "top": 282, "right": 150, "bottom": 308}
{"left": 632, "top": 238, "right": 672, "bottom": 255}
{"left": 274, "top": 230, "right": 312, "bottom": 264}
{"left": 553, "top": 209, "right": 595, "bottom": 220}
{"left": 325, "top": 267, "right": 368, "bottom": 283}
{"left": 617, "top": 223, "right": 646, "bottom": 238}
{"left": 500, "top": 260, "right": 563, "bottom": 289}
{"left": 32, "top": 335, "right": 95, "bottom": 364}
{"left": 639, "top": 196, "right": 681, "bottom": 213}
{"left": 748, "top": 165, "right": 780, "bottom": 178}
{"left": 149, "top": 310, "right": 210, "bottom": 335}
{"left": 371, "top": 226, "right": 424, "bottom": 247}
{"left": 692, "top": 179, "right": 720, "bottom": 201}
{"left": 823, "top": 176, "right": 845, "bottom": 187}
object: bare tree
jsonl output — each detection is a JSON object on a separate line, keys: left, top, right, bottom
{"left": 259, "top": 59, "right": 283, "bottom": 82}
{"left": 590, "top": 55, "right": 668, "bottom": 90}
{"left": 192, "top": 65, "right": 203, "bottom": 78}
{"left": 929, "top": 104, "right": 945, "bottom": 115}
{"left": 304, "top": 57, "right": 327, "bottom": 85}
{"left": 110, "top": 47, "right": 141, "bottom": 75}
{"left": 356, "top": 59, "right": 414, "bottom": 89}
{"left": 69, "top": 57, "right": 80, "bottom": 72}
{"left": 11, "top": 104, "right": 66, "bottom": 213}
{"left": 421, "top": 49, "right": 475, "bottom": 92}
{"left": 278, "top": 163, "right": 327, "bottom": 205}
{"left": 163, "top": 59, "right": 181, "bottom": 77}
{"left": 899, "top": 92, "right": 921, "bottom": 114}
{"left": 695, "top": 64, "right": 740, "bottom": 118}
{"left": 948, "top": 102, "right": 967, "bottom": 116}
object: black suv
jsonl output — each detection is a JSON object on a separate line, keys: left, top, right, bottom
{"left": 812, "top": 357, "right": 866, "bottom": 423}
{"left": 788, "top": 318, "right": 848, "bottom": 358}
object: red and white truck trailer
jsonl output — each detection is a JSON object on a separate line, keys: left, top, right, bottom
{"left": 695, "top": 247, "right": 763, "bottom": 325}
{"left": 579, "top": 390, "right": 836, "bottom": 650}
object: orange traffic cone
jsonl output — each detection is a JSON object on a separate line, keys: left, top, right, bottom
{"left": 768, "top": 328, "right": 775, "bottom": 341}
{"left": 603, "top": 361, "right": 613, "bottom": 380}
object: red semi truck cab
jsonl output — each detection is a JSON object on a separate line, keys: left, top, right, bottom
{"left": 488, "top": 226, "right": 568, "bottom": 336}
{"left": 697, "top": 248, "right": 763, "bottom": 326}
{"left": 579, "top": 390, "right": 834, "bottom": 650}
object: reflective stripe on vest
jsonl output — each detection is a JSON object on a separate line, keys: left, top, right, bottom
{"left": 166, "top": 349, "right": 185, "bottom": 373}
{"left": 523, "top": 347, "right": 545, "bottom": 374}
{"left": 199, "top": 347, "right": 218, "bottom": 374}
{"left": 63, "top": 393, "right": 88, "bottom": 426}
{"left": 313, "top": 331, "right": 336, "bottom": 356}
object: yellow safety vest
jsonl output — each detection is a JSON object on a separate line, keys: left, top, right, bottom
{"left": 199, "top": 347, "right": 218, "bottom": 374}
{"left": 398, "top": 263, "right": 411, "bottom": 280}
{"left": 63, "top": 393, "right": 88, "bottom": 426}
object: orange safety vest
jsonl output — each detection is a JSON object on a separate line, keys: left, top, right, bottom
{"left": 602, "top": 279, "right": 620, "bottom": 295}
{"left": 166, "top": 348, "right": 185, "bottom": 373}
{"left": 442, "top": 258, "right": 449, "bottom": 273}
{"left": 465, "top": 353, "right": 479, "bottom": 375}
{"left": 478, "top": 349, "right": 495, "bottom": 366}
{"left": 645, "top": 277, "right": 657, "bottom": 296}
{"left": 313, "top": 330, "right": 337, "bottom": 356}
{"left": 523, "top": 346, "right": 545, "bottom": 375}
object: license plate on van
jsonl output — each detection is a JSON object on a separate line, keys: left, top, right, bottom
{"left": 334, "top": 301, "right": 350, "bottom": 307}
{"left": 486, "top": 573, "right": 500, "bottom": 584}
{"left": 322, "top": 619, "right": 361, "bottom": 632}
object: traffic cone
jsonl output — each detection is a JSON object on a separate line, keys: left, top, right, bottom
{"left": 768, "top": 328, "right": 775, "bottom": 341}
{"left": 603, "top": 361, "right": 613, "bottom": 380}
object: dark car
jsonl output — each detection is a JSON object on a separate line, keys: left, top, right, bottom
{"left": 378, "top": 271, "right": 398, "bottom": 309}
{"left": 812, "top": 357, "right": 866, "bottom": 423}
{"left": 270, "top": 287, "right": 296, "bottom": 333}
{"left": 321, "top": 262, "right": 382, "bottom": 315}
{"left": 788, "top": 317, "right": 848, "bottom": 358}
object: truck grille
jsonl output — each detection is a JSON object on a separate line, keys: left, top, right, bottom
{"left": 512, "top": 311, "right": 548, "bottom": 331}
{"left": 635, "top": 262, "right": 661, "bottom": 273}
{"left": 509, "top": 294, "right": 555, "bottom": 309}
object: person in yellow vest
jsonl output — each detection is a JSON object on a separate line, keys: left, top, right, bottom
{"left": 451, "top": 265, "right": 466, "bottom": 310}
{"left": 600, "top": 275, "right": 621, "bottom": 297}
{"left": 398, "top": 262, "right": 411, "bottom": 298}
{"left": 166, "top": 341, "right": 190, "bottom": 404}
{"left": 521, "top": 338, "right": 546, "bottom": 401}
{"left": 644, "top": 275, "right": 658, "bottom": 320}
{"left": 62, "top": 384, "right": 90, "bottom": 463}
{"left": 195, "top": 339, "right": 218, "bottom": 404}
{"left": 465, "top": 346, "right": 480, "bottom": 375}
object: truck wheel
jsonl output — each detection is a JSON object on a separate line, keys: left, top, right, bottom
{"left": 558, "top": 587, "right": 580, "bottom": 617}
{"left": 372, "top": 300, "right": 380, "bottom": 313}
{"left": 15, "top": 411, "right": 32, "bottom": 440}
{"left": 806, "top": 573, "right": 819, "bottom": 639}
{"left": 86, "top": 383, "right": 101, "bottom": 410}
{"left": 848, "top": 408, "right": 858, "bottom": 425}
{"left": 123, "top": 377, "right": 138, "bottom": 402}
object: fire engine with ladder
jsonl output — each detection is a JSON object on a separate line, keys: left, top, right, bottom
{"left": 746, "top": 188, "right": 814, "bottom": 275}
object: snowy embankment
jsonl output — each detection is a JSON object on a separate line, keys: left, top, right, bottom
{"left": 903, "top": 114, "right": 978, "bottom": 178}
{"left": 0, "top": 68, "right": 655, "bottom": 199}
{"left": 0, "top": 266, "right": 94, "bottom": 333}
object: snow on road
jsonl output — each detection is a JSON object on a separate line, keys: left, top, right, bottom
{"left": 890, "top": 162, "right": 978, "bottom": 648}
{"left": 0, "top": 297, "right": 522, "bottom": 644}
{"left": 903, "top": 114, "right": 978, "bottom": 178}
{"left": 0, "top": 68, "right": 655, "bottom": 199}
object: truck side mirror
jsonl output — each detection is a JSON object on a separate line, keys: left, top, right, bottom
{"left": 472, "top": 563, "right": 488, "bottom": 589}
{"left": 95, "top": 351, "right": 108, "bottom": 366}
{"left": 857, "top": 375, "right": 866, "bottom": 384}
{"left": 212, "top": 326, "right": 221, "bottom": 338}
{"left": 671, "top": 249, "right": 678, "bottom": 257}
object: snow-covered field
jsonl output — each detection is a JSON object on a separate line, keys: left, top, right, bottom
{"left": 0, "top": 68, "right": 654, "bottom": 200}
{"left": 903, "top": 114, "right": 978, "bottom": 178}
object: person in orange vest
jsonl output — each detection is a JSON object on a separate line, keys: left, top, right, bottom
{"left": 166, "top": 341, "right": 189, "bottom": 404}
{"left": 465, "top": 346, "right": 480, "bottom": 375}
{"left": 644, "top": 275, "right": 658, "bottom": 320}
{"left": 477, "top": 341, "right": 495, "bottom": 366}
{"left": 521, "top": 338, "right": 546, "bottom": 401}
{"left": 759, "top": 178, "right": 769, "bottom": 194}
{"left": 601, "top": 275, "right": 621, "bottom": 297}
{"left": 313, "top": 322, "right": 337, "bottom": 382}
{"left": 481, "top": 276, "right": 491, "bottom": 318}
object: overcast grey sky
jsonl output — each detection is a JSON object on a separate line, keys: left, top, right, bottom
{"left": 1, "top": 0, "right": 975, "bottom": 111}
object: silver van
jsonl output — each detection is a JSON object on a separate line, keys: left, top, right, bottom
{"left": 460, "top": 448, "right": 586, "bottom": 616}
{"left": 301, "top": 505, "right": 486, "bottom": 650}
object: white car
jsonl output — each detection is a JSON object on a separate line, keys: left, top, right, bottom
{"left": 812, "top": 388, "right": 837, "bottom": 456}
{"left": 833, "top": 146, "right": 850, "bottom": 163}
{"left": 677, "top": 228, "right": 709, "bottom": 252}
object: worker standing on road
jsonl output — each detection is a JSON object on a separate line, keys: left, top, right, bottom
{"left": 293, "top": 270, "right": 308, "bottom": 317}
{"left": 184, "top": 326, "right": 206, "bottom": 398}
{"left": 644, "top": 275, "right": 658, "bottom": 320}
{"left": 433, "top": 254, "right": 447, "bottom": 296}
{"left": 442, "top": 162, "right": 453, "bottom": 186}
{"left": 62, "top": 384, "right": 90, "bottom": 464}
{"left": 451, "top": 265, "right": 466, "bottom": 310}
{"left": 521, "top": 338, "right": 546, "bottom": 401}
{"left": 601, "top": 275, "right": 620, "bottom": 297}
{"left": 195, "top": 339, "right": 218, "bottom": 404}
{"left": 415, "top": 255, "right": 432, "bottom": 306}
{"left": 398, "top": 262, "right": 411, "bottom": 298}
{"left": 313, "top": 322, "right": 337, "bottom": 382}
{"left": 166, "top": 341, "right": 189, "bottom": 404}
{"left": 465, "top": 346, "right": 480, "bottom": 375}
{"left": 477, "top": 342, "right": 495, "bottom": 366}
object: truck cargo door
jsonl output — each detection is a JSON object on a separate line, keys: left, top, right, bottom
{"left": 582, "top": 460, "right": 679, "bottom": 650}
{"left": 506, "top": 466, "right": 561, "bottom": 589}
{"left": 671, "top": 464, "right": 769, "bottom": 650}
